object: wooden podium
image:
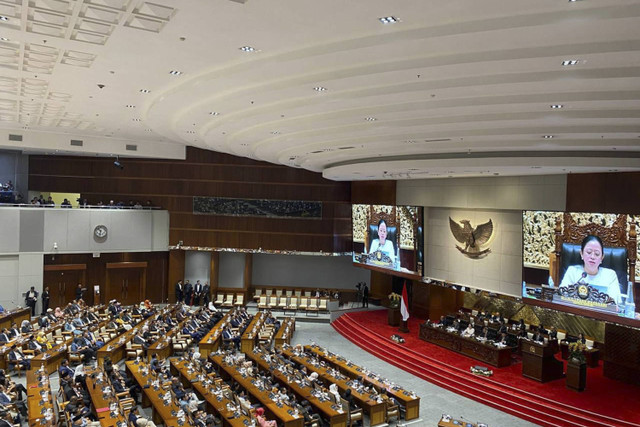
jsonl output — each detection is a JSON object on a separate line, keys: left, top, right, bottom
{"left": 522, "top": 340, "right": 564, "bottom": 382}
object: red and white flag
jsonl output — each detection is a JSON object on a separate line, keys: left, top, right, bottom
{"left": 400, "top": 281, "right": 410, "bottom": 321}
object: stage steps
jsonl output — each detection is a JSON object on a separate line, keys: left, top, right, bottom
{"left": 332, "top": 313, "right": 638, "bottom": 427}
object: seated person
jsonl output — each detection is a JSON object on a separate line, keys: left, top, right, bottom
{"left": 531, "top": 330, "right": 544, "bottom": 343}
{"left": 477, "top": 326, "right": 490, "bottom": 340}
{"left": 20, "top": 320, "right": 32, "bottom": 334}
{"left": 450, "top": 319, "right": 461, "bottom": 332}
{"left": 0, "top": 385, "right": 27, "bottom": 419}
{"left": 7, "top": 345, "right": 30, "bottom": 370}
{"left": 559, "top": 234, "right": 622, "bottom": 305}
{"left": 0, "top": 330, "right": 10, "bottom": 343}
{"left": 577, "top": 333, "right": 587, "bottom": 345}
{"left": 548, "top": 326, "right": 558, "bottom": 340}
{"left": 255, "top": 407, "right": 277, "bottom": 427}
{"left": 496, "top": 332, "right": 509, "bottom": 345}
{"left": 537, "top": 324, "right": 548, "bottom": 335}
{"left": 461, "top": 324, "right": 475, "bottom": 338}
{"left": 368, "top": 219, "right": 396, "bottom": 264}
{"left": 128, "top": 407, "right": 157, "bottom": 427}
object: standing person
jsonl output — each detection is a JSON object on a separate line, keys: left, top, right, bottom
{"left": 75, "top": 284, "right": 84, "bottom": 301}
{"left": 193, "top": 280, "right": 202, "bottom": 306}
{"left": 41, "top": 286, "right": 50, "bottom": 315}
{"left": 25, "top": 287, "right": 38, "bottom": 316}
{"left": 362, "top": 283, "right": 369, "bottom": 308}
{"left": 175, "top": 280, "right": 184, "bottom": 303}
{"left": 184, "top": 280, "right": 193, "bottom": 306}
{"left": 202, "top": 282, "right": 210, "bottom": 306}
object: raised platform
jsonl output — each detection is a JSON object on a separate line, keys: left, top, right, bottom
{"left": 332, "top": 310, "right": 640, "bottom": 427}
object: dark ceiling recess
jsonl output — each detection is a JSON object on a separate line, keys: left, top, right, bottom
{"left": 70, "top": 139, "right": 83, "bottom": 146}
{"left": 126, "top": 144, "right": 138, "bottom": 151}
{"left": 8, "top": 134, "right": 22, "bottom": 142}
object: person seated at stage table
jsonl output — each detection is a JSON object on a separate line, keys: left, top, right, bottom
{"left": 518, "top": 319, "right": 526, "bottom": 331}
{"left": 462, "top": 323, "right": 475, "bottom": 338}
{"left": 497, "top": 321, "right": 508, "bottom": 335}
{"left": 517, "top": 328, "right": 528, "bottom": 339}
{"left": 496, "top": 332, "right": 509, "bottom": 346}
{"left": 531, "top": 330, "right": 545, "bottom": 343}
{"left": 559, "top": 234, "right": 623, "bottom": 305}
{"left": 548, "top": 326, "right": 558, "bottom": 340}
{"left": 449, "top": 319, "right": 461, "bottom": 333}
{"left": 435, "top": 316, "right": 447, "bottom": 327}
{"left": 577, "top": 333, "right": 587, "bottom": 345}
{"left": 478, "top": 326, "right": 490, "bottom": 340}
{"left": 492, "top": 312, "right": 504, "bottom": 323}
{"left": 538, "top": 324, "right": 548, "bottom": 335}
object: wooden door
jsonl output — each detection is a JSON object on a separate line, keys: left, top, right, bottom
{"left": 43, "top": 265, "right": 86, "bottom": 309}
{"left": 106, "top": 262, "right": 147, "bottom": 306}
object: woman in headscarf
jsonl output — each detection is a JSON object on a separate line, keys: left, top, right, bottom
{"left": 54, "top": 307, "right": 64, "bottom": 318}
{"left": 329, "top": 383, "right": 341, "bottom": 404}
{"left": 255, "top": 407, "right": 276, "bottom": 427}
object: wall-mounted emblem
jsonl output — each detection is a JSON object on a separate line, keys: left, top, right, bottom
{"left": 449, "top": 218, "right": 493, "bottom": 258}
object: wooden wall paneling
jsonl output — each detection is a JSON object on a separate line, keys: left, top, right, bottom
{"left": 351, "top": 181, "right": 395, "bottom": 206}
{"left": 566, "top": 172, "right": 640, "bottom": 213}
{"left": 168, "top": 250, "right": 185, "bottom": 303}
{"left": 411, "top": 281, "right": 430, "bottom": 319}
{"left": 369, "top": 270, "right": 393, "bottom": 302}
{"left": 603, "top": 322, "right": 640, "bottom": 386}
{"left": 210, "top": 252, "right": 219, "bottom": 301}
{"left": 427, "top": 284, "right": 461, "bottom": 322}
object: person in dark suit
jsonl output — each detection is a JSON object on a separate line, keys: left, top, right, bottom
{"left": 538, "top": 324, "right": 548, "bottom": 335}
{"left": 548, "top": 326, "right": 558, "bottom": 340}
{"left": 75, "top": 284, "right": 84, "bottom": 301}
{"left": 175, "top": 280, "right": 184, "bottom": 303}
{"left": 184, "top": 280, "right": 193, "bottom": 305}
{"left": 531, "top": 330, "right": 544, "bottom": 343}
{"left": 362, "top": 283, "right": 369, "bottom": 308}
{"left": 41, "top": 286, "right": 50, "bottom": 315}
{"left": 59, "top": 360, "right": 75, "bottom": 380}
{"left": 8, "top": 345, "right": 30, "bottom": 370}
{"left": 0, "top": 330, "right": 10, "bottom": 343}
{"left": 25, "top": 286, "right": 38, "bottom": 316}
{"left": 577, "top": 333, "right": 587, "bottom": 344}
{"left": 193, "top": 280, "right": 202, "bottom": 306}
{"left": 202, "top": 282, "right": 211, "bottom": 306}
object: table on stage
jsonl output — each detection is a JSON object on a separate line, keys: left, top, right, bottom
{"left": 280, "top": 346, "right": 386, "bottom": 426}
{"left": 246, "top": 348, "right": 348, "bottom": 427}
{"left": 419, "top": 323, "right": 515, "bottom": 368}
{"left": 560, "top": 342, "right": 600, "bottom": 368}
{"left": 438, "top": 416, "right": 482, "bottom": 427}
{"left": 210, "top": 353, "right": 305, "bottom": 427}
{"left": 305, "top": 344, "right": 420, "bottom": 421}
{"left": 126, "top": 360, "right": 194, "bottom": 426}
{"left": 521, "top": 339, "right": 564, "bottom": 383}
{"left": 169, "top": 358, "right": 252, "bottom": 426}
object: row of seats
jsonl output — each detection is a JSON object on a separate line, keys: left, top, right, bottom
{"left": 257, "top": 295, "right": 328, "bottom": 316}
{"left": 253, "top": 288, "right": 334, "bottom": 300}
{"left": 213, "top": 293, "right": 245, "bottom": 307}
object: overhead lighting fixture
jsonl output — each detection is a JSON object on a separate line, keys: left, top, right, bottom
{"left": 209, "top": 112, "right": 220, "bottom": 116}
{"left": 125, "top": 105, "right": 136, "bottom": 108}
{"left": 139, "top": 89, "right": 150, "bottom": 93}
{"left": 169, "top": 70, "right": 183, "bottom": 75}
{"left": 379, "top": 16, "right": 399, "bottom": 24}
{"left": 314, "top": 87, "right": 327, "bottom": 92}
{"left": 550, "top": 104, "right": 563, "bottom": 109}
{"left": 239, "top": 46, "right": 255, "bottom": 52}
{"left": 0, "top": 16, "right": 8, "bottom": 21}
{"left": 542, "top": 135, "right": 554, "bottom": 139}
{"left": 187, "top": 130, "right": 195, "bottom": 134}
{"left": 365, "top": 117, "right": 377, "bottom": 121}
{"left": 145, "top": 128, "right": 152, "bottom": 132}
{"left": 568, "top": 0, "right": 583, "bottom": 2}
{"left": 561, "top": 59, "right": 579, "bottom": 66}
{"left": 0, "top": 37, "right": 8, "bottom": 41}
{"left": 132, "top": 118, "right": 141, "bottom": 121}
{"left": 270, "top": 131, "right": 280, "bottom": 135}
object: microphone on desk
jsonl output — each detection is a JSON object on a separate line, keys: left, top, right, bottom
{"left": 575, "top": 272, "right": 587, "bottom": 286}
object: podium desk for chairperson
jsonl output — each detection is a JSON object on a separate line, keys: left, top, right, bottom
{"left": 280, "top": 347, "right": 386, "bottom": 426}
{"left": 126, "top": 360, "right": 195, "bottom": 427}
{"left": 438, "top": 416, "right": 482, "bottom": 427}
{"left": 521, "top": 340, "right": 564, "bottom": 383}
{"left": 169, "top": 358, "right": 253, "bottom": 427}
{"left": 26, "top": 369, "right": 56, "bottom": 427}
{"left": 246, "top": 348, "right": 349, "bottom": 427}
{"left": 560, "top": 342, "right": 600, "bottom": 368}
{"left": 199, "top": 309, "right": 234, "bottom": 357}
{"left": 85, "top": 371, "right": 128, "bottom": 427}
{"left": 305, "top": 344, "right": 420, "bottom": 421}
{"left": 0, "top": 307, "right": 31, "bottom": 329}
{"left": 419, "top": 324, "right": 515, "bottom": 368}
{"left": 210, "top": 353, "right": 305, "bottom": 427}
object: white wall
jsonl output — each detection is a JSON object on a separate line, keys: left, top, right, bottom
{"left": 185, "top": 251, "right": 211, "bottom": 284}
{"left": 252, "top": 254, "right": 370, "bottom": 289}
{"left": 397, "top": 174, "right": 566, "bottom": 297}
{"left": 0, "top": 207, "right": 169, "bottom": 255}
{"left": 218, "top": 252, "right": 246, "bottom": 288}
{"left": 0, "top": 253, "right": 43, "bottom": 313}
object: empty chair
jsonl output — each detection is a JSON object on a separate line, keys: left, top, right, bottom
{"left": 318, "top": 298, "right": 329, "bottom": 313}
{"left": 340, "top": 398, "right": 363, "bottom": 427}
{"left": 299, "top": 296, "right": 309, "bottom": 312}
{"left": 285, "top": 289, "right": 293, "bottom": 297}
{"left": 268, "top": 295, "right": 278, "bottom": 309}
{"left": 294, "top": 289, "right": 302, "bottom": 298}
{"left": 125, "top": 341, "right": 143, "bottom": 359}
{"left": 234, "top": 294, "right": 244, "bottom": 307}
{"left": 277, "top": 296, "right": 288, "bottom": 311}
{"left": 286, "top": 296, "right": 298, "bottom": 315}
{"left": 557, "top": 331, "right": 566, "bottom": 341}
{"left": 306, "top": 297, "right": 319, "bottom": 316}
{"left": 222, "top": 294, "right": 234, "bottom": 307}
{"left": 385, "top": 402, "right": 400, "bottom": 424}
{"left": 304, "top": 290, "right": 312, "bottom": 297}
{"left": 276, "top": 289, "right": 283, "bottom": 297}
{"left": 585, "top": 339, "right": 594, "bottom": 348}
{"left": 257, "top": 295, "right": 269, "bottom": 310}
{"left": 214, "top": 293, "right": 224, "bottom": 306}
{"left": 253, "top": 288, "right": 263, "bottom": 301}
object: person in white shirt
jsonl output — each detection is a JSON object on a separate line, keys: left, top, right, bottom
{"left": 462, "top": 324, "right": 475, "bottom": 338}
{"left": 368, "top": 219, "right": 396, "bottom": 263}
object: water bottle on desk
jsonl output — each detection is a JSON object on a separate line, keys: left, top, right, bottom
{"left": 625, "top": 281, "right": 636, "bottom": 319}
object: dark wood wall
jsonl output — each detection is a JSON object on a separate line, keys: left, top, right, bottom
{"left": 43, "top": 252, "right": 168, "bottom": 305}
{"left": 29, "top": 147, "right": 352, "bottom": 253}
{"left": 566, "top": 172, "right": 640, "bottom": 213}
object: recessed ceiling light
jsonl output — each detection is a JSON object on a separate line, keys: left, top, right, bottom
{"left": 0, "top": 37, "right": 8, "bottom": 41}
{"left": 313, "top": 87, "right": 327, "bottom": 92}
{"left": 239, "top": 46, "right": 255, "bottom": 52}
{"left": 132, "top": 118, "right": 141, "bottom": 121}
{"left": 568, "top": 0, "right": 583, "bottom": 2}
{"left": 187, "top": 130, "right": 195, "bottom": 134}
{"left": 550, "top": 104, "right": 563, "bottom": 109}
{"left": 270, "top": 131, "right": 280, "bottom": 135}
{"left": 169, "top": 70, "right": 183, "bottom": 75}
{"left": 145, "top": 129, "right": 152, "bottom": 132}
{"left": 379, "top": 16, "right": 399, "bottom": 24}
{"left": 365, "top": 117, "right": 377, "bottom": 121}
{"left": 0, "top": 16, "right": 8, "bottom": 22}
{"left": 125, "top": 105, "right": 136, "bottom": 108}
{"left": 139, "top": 89, "right": 150, "bottom": 93}
{"left": 542, "top": 135, "right": 554, "bottom": 139}
{"left": 561, "top": 59, "right": 579, "bottom": 66}
{"left": 209, "top": 112, "right": 220, "bottom": 116}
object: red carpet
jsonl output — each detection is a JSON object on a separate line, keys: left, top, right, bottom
{"left": 332, "top": 310, "right": 640, "bottom": 427}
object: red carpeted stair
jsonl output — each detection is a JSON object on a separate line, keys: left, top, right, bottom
{"left": 332, "top": 310, "right": 640, "bottom": 427}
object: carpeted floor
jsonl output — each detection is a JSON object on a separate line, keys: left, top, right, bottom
{"left": 341, "top": 309, "right": 640, "bottom": 426}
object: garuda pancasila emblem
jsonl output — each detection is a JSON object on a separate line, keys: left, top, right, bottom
{"left": 449, "top": 217, "right": 494, "bottom": 258}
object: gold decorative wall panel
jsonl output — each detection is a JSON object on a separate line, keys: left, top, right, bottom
{"left": 352, "top": 204, "right": 418, "bottom": 249}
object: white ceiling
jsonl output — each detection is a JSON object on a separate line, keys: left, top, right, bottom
{"left": 1, "top": 0, "right": 640, "bottom": 180}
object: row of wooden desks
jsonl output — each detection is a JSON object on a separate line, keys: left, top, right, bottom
{"left": 85, "top": 370, "right": 128, "bottom": 427}
{"left": 169, "top": 358, "right": 252, "bottom": 427}
{"left": 274, "top": 318, "right": 295, "bottom": 347}
{"left": 209, "top": 353, "right": 304, "bottom": 427}
{"left": 305, "top": 344, "right": 420, "bottom": 421}
{"left": 147, "top": 308, "right": 201, "bottom": 362}
{"left": 0, "top": 307, "right": 31, "bottom": 330}
{"left": 199, "top": 309, "right": 234, "bottom": 358}
{"left": 246, "top": 348, "right": 348, "bottom": 427}
{"left": 97, "top": 310, "right": 163, "bottom": 365}
{"left": 419, "top": 323, "right": 515, "bottom": 368}
{"left": 279, "top": 347, "right": 386, "bottom": 426}
{"left": 240, "top": 311, "right": 265, "bottom": 354}
{"left": 126, "top": 360, "right": 194, "bottom": 426}
{"left": 26, "top": 368, "right": 56, "bottom": 426}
